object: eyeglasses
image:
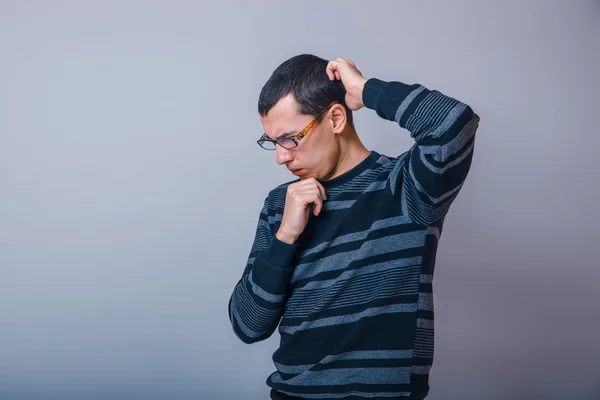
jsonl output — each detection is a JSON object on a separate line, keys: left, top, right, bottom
{"left": 257, "top": 103, "right": 336, "bottom": 150}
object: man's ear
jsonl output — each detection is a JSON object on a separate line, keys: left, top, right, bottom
{"left": 329, "top": 104, "right": 348, "bottom": 134}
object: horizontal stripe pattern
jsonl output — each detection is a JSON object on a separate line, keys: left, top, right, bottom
{"left": 270, "top": 367, "right": 412, "bottom": 386}
{"left": 274, "top": 389, "right": 413, "bottom": 399}
{"left": 291, "top": 231, "right": 426, "bottom": 283}
{"left": 298, "top": 216, "right": 413, "bottom": 259}
{"left": 284, "top": 266, "right": 421, "bottom": 318}
{"left": 275, "top": 350, "right": 413, "bottom": 375}
{"left": 279, "top": 304, "right": 418, "bottom": 335}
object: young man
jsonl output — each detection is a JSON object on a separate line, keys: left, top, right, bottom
{"left": 228, "top": 54, "right": 480, "bottom": 400}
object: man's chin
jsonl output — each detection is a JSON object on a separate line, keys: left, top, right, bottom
{"left": 290, "top": 168, "right": 317, "bottom": 180}
{"left": 297, "top": 173, "right": 314, "bottom": 180}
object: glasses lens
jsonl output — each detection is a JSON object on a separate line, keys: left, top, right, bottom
{"left": 278, "top": 138, "right": 297, "bottom": 149}
{"left": 257, "top": 140, "right": 276, "bottom": 150}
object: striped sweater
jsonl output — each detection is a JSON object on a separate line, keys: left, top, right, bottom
{"left": 228, "top": 78, "right": 480, "bottom": 400}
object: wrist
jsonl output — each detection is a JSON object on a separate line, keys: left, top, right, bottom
{"left": 276, "top": 229, "right": 298, "bottom": 245}
{"left": 361, "top": 77, "right": 386, "bottom": 110}
{"left": 354, "top": 77, "right": 368, "bottom": 108}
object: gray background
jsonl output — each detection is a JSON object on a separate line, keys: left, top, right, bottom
{"left": 1, "top": 1, "right": 599, "bottom": 399}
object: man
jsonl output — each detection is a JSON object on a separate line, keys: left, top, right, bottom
{"left": 228, "top": 54, "right": 479, "bottom": 400}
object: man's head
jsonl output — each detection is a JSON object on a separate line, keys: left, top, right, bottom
{"left": 257, "top": 54, "right": 355, "bottom": 180}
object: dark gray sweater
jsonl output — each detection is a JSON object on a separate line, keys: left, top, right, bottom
{"left": 229, "top": 78, "right": 480, "bottom": 400}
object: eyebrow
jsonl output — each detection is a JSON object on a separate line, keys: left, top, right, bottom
{"left": 270, "top": 131, "right": 297, "bottom": 140}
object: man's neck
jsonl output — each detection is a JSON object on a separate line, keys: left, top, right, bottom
{"left": 323, "top": 132, "right": 371, "bottom": 181}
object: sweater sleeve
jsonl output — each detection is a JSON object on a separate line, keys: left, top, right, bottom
{"left": 228, "top": 198, "right": 297, "bottom": 344}
{"left": 362, "top": 78, "right": 480, "bottom": 225}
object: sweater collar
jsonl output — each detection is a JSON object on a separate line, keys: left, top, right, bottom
{"left": 318, "top": 151, "right": 380, "bottom": 190}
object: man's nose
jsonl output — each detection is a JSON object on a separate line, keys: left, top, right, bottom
{"left": 276, "top": 145, "right": 293, "bottom": 165}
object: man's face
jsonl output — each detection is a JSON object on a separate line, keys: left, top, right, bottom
{"left": 260, "top": 94, "right": 340, "bottom": 180}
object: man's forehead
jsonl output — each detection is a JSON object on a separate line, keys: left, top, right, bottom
{"left": 263, "top": 95, "right": 301, "bottom": 121}
{"left": 261, "top": 95, "right": 303, "bottom": 138}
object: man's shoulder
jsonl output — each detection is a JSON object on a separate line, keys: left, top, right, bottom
{"left": 359, "top": 151, "right": 408, "bottom": 180}
{"left": 374, "top": 152, "right": 397, "bottom": 167}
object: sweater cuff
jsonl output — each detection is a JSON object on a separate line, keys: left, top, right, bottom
{"left": 362, "top": 78, "right": 388, "bottom": 110}
{"left": 362, "top": 78, "right": 417, "bottom": 122}
{"left": 262, "top": 237, "right": 297, "bottom": 269}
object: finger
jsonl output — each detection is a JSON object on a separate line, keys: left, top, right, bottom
{"left": 326, "top": 61, "right": 339, "bottom": 80}
{"left": 300, "top": 178, "right": 327, "bottom": 200}
{"left": 295, "top": 189, "right": 323, "bottom": 204}
{"left": 326, "top": 67, "right": 334, "bottom": 80}
{"left": 297, "top": 192, "right": 322, "bottom": 215}
{"left": 315, "top": 181, "right": 327, "bottom": 200}
{"left": 295, "top": 189, "right": 323, "bottom": 205}
{"left": 295, "top": 178, "right": 318, "bottom": 189}
{"left": 290, "top": 179, "right": 314, "bottom": 192}
{"left": 335, "top": 70, "right": 341, "bottom": 80}
{"left": 304, "top": 191, "right": 324, "bottom": 216}
{"left": 313, "top": 200, "right": 323, "bottom": 216}
{"left": 310, "top": 195, "right": 323, "bottom": 216}
{"left": 294, "top": 187, "right": 319, "bottom": 197}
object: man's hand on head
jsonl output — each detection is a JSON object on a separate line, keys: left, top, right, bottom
{"left": 326, "top": 57, "right": 368, "bottom": 111}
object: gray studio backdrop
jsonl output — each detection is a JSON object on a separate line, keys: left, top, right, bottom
{"left": 1, "top": 1, "right": 599, "bottom": 399}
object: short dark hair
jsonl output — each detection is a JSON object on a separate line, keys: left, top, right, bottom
{"left": 258, "top": 54, "right": 353, "bottom": 125}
